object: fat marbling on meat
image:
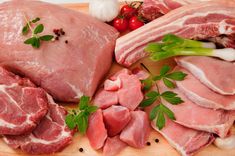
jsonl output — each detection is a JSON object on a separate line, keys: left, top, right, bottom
{"left": 0, "top": 0, "right": 119, "bottom": 102}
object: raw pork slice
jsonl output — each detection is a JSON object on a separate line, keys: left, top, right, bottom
{"left": 120, "top": 111, "right": 150, "bottom": 148}
{"left": 0, "top": 67, "right": 48, "bottom": 135}
{"left": 103, "top": 105, "right": 131, "bottom": 136}
{"left": 0, "top": 0, "right": 119, "bottom": 102}
{"left": 87, "top": 109, "right": 107, "bottom": 150}
{"left": 176, "top": 67, "right": 235, "bottom": 110}
{"left": 152, "top": 119, "right": 215, "bottom": 156}
{"left": 4, "top": 96, "right": 73, "bottom": 154}
{"left": 175, "top": 56, "right": 235, "bottom": 95}
{"left": 103, "top": 136, "right": 127, "bottom": 156}
{"left": 115, "top": 1, "right": 235, "bottom": 66}
{"left": 158, "top": 82, "right": 235, "bottom": 138}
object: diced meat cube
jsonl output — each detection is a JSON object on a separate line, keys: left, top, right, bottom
{"left": 104, "top": 77, "right": 122, "bottom": 91}
{"left": 93, "top": 89, "right": 118, "bottom": 109}
{"left": 118, "top": 73, "right": 144, "bottom": 110}
{"left": 103, "top": 105, "right": 131, "bottom": 136}
{"left": 103, "top": 136, "right": 127, "bottom": 156}
{"left": 120, "top": 111, "right": 150, "bottom": 148}
{"left": 132, "top": 68, "right": 150, "bottom": 80}
{"left": 87, "top": 109, "right": 107, "bottom": 149}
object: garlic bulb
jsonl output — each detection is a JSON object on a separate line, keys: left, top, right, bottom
{"left": 214, "top": 135, "right": 235, "bottom": 149}
{"left": 89, "top": 0, "right": 119, "bottom": 22}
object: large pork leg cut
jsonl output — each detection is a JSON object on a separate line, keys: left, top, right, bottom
{"left": 0, "top": 0, "right": 119, "bottom": 102}
{"left": 158, "top": 82, "right": 235, "bottom": 138}
{"left": 152, "top": 119, "right": 214, "bottom": 156}
{"left": 176, "top": 67, "right": 235, "bottom": 110}
{"left": 115, "top": 1, "right": 235, "bottom": 66}
{"left": 175, "top": 56, "right": 235, "bottom": 95}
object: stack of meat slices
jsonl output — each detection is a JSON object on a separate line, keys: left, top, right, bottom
{"left": 89, "top": 69, "right": 151, "bottom": 156}
{"left": 0, "top": 66, "right": 73, "bottom": 154}
{"left": 152, "top": 56, "right": 235, "bottom": 156}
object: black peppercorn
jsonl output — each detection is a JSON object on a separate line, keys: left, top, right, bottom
{"left": 79, "top": 148, "right": 83, "bottom": 152}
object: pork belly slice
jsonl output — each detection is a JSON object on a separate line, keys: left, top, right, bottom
{"left": 0, "top": 67, "right": 48, "bottom": 135}
{"left": 120, "top": 111, "right": 150, "bottom": 148}
{"left": 0, "top": 0, "right": 119, "bottom": 102}
{"left": 158, "top": 82, "right": 235, "bottom": 138}
{"left": 87, "top": 109, "right": 107, "bottom": 150}
{"left": 103, "top": 105, "right": 131, "bottom": 137}
{"left": 115, "top": 1, "right": 235, "bottom": 66}
{"left": 152, "top": 119, "right": 215, "bottom": 156}
{"left": 176, "top": 56, "right": 235, "bottom": 95}
{"left": 103, "top": 136, "right": 127, "bottom": 156}
{"left": 4, "top": 96, "right": 73, "bottom": 154}
{"left": 176, "top": 66, "right": 235, "bottom": 110}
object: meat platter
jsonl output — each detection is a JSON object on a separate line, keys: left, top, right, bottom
{"left": 0, "top": 0, "right": 235, "bottom": 156}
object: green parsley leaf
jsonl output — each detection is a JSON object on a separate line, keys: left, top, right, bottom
{"left": 156, "top": 110, "right": 165, "bottom": 130}
{"left": 141, "top": 78, "right": 153, "bottom": 91}
{"left": 22, "top": 25, "right": 29, "bottom": 35}
{"left": 163, "top": 78, "right": 175, "bottom": 88}
{"left": 161, "top": 91, "right": 184, "bottom": 105}
{"left": 24, "top": 37, "right": 36, "bottom": 45}
{"left": 34, "top": 24, "right": 44, "bottom": 34}
{"left": 149, "top": 105, "right": 160, "bottom": 120}
{"left": 166, "top": 71, "right": 187, "bottom": 81}
{"left": 160, "top": 65, "right": 171, "bottom": 76}
{"left": 140, "top": 91, "right": 159, "bottom": 107}
{"left": 77, "top": 115, "right": 88, "bottom": 134}
{"left": 39, "top": 35, "right": 54, "bottom": 41}
{"left": 32, "top": 17, "right": 40, "bottom": 23}
{"left": 152, "top": 75, "right": 162, "bottom": 81}
{"left": 161, "top": 104, "right": 175, "bottom": 120}
{"left": 79, "top": 96, "right": 90, "bottom": 110}
{"left": 65, "top": 114, "right": 76, "bottom": 129}
{"left": 86, "top": 106, "right": 98, "bottom": 114}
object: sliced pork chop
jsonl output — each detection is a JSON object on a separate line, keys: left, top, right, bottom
{"left": 176, "top": 67, "right": 235, "bottom": 110}
{"left": 0, "top": 0, "right": 119, "bottom": 102}
{"left": 0, "top": 67, "right": 48, "bottom": 135}
{"left": 176, "top": 56, "right": 235, "bottom": 95}
{"left": 115, "top": 1, "right": 235, "bottom": 66}
{"left": 4, "top": 96, "right": 73, "bottom": 154}
{"left": 158, "top": 82, "right": 235, "bottom": 138}
{"left": 152, "top": 119, "right": 215, "bottom": 156}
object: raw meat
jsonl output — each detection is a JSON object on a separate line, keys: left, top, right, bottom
{"left": 158, "top": 82, "right": 235, "bottom": 138}
{"left": 103, "top": 136, "right": 127, "bottom": 156}
{"left": 103, "top": 105, "right": 131, "bottom": 136}
{"left": 93, "top": 89, "right": 118, "bottom": 109}
{"left": 120, "top": 111, "right": 150, "bottom": 148}
{"left": 0, "top": 0, "right": 119, "bottom": 102}
{"left": 175, "top": 56, "right": 235, "bottom": 95}
{"left": 87, "top": 109, "right": 107, "bottom": 150}
{"left": 139, "top": 0, "right": 212, "bottom": 21}
{"left": 93, "top": 69, "right": 143, "bottom": 110}
{"left": 176, "top": 67, "right": 235, "bottom": 110}
{"left": 115, "top": 1, "right": 235, "bottom": 66}
{"left": 152, "top": 119, "right": 215, "bottom": 156}
{"left": 0, "top": 66, "right": 48, "bottom": 135}
{"left": 4, "top": 96, "right": 73, "bottom": 154}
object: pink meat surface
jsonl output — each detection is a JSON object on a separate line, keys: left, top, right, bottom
{"left": 103, "top": 105, "right": 131, "bottom": 136}
{"left": 158, "top": 82, "right": 235, "bottom": 138}
{"left": 115, "top": 1, "right": 235, "bottom": 66}
{"left": 103, "top": 136, "right": 127, "bottom": 156}
{"left": 93, "top": 69, "right": 143, "bottom": 111}
{"left": 176, "top": 56, "right": 235, "bottom": 95}
{"left": 152, "top": 119, "right": 214, "bottom": 156}
{"left": 0, "top": 0, "right": 119, "bottom": 102}
{"left": 93, "top": 89, "right": 118, "bottom": 109}
{"left": 0, "top": 66, "right": 48, "bottom": 135}
{"left": 176, "top": 66, "right": 235, "bottom": 110}
{"left": 120, "top": 111, "right": 150, "bottom": 148}
{"left": 87, "top": 109, "right": 107, "bottom": 150}
{"left": 4, "top": 96, "right": 73, "bottom": 154}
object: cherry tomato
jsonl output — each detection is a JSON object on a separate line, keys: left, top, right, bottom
{"left": 121, "top": 5, "right": 137, "bottom": 19}
{"left": 112, "top": 17, "right": 128, "bottom": 32}
{"left": 129, "top": 16, "right": 144, "bottom": 31}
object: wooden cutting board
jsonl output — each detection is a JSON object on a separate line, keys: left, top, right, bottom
{"left": 0, "top": 3, "right": 235, "bottom": 156}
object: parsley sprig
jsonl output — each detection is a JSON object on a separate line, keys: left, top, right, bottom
{"left": 65, "top": 96, "right": 98, "bottom": 134}
{"left": 22, "top": 17, "right": 54, "bottom": 48}
{"left": 140, "top": 65, "right": 187, "bottom": 130}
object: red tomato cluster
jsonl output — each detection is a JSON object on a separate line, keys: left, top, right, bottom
{"left": 112, "top": 2, "right": 145, "bottom": 32}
